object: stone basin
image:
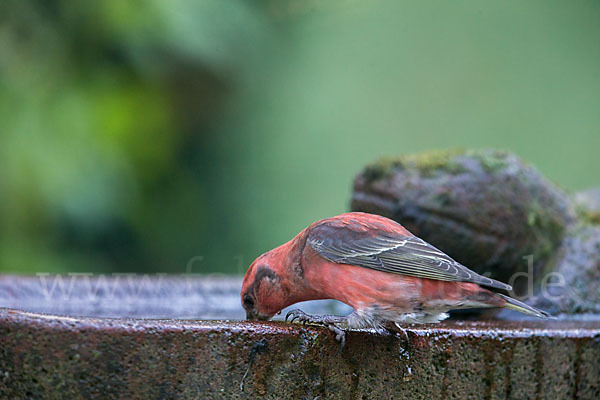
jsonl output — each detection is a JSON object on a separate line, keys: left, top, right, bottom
{"left": 1, "top": 275, "right": 599, "bottom": 399}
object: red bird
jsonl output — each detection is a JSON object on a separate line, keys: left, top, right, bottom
{"left": 241, "top": 212, "right": 550, "bottom": 345}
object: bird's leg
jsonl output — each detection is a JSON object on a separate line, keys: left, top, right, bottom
{"left": 389, "top": 322, "right": 410, "bottom": 344}
{"left": 285, "top": 309, "right": 347, "bottom": 353}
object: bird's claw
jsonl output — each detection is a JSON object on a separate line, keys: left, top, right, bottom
{"left": 285, "top": 309, "right": 309, "bottom": 323}
{"left": 330, "top": 325, "right": 346, "bottom": 355}
{"left": 284, "top": 309, "right": 347, "bottom": 353}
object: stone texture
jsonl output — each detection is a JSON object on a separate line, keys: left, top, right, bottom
{"left": 351, "top": 149, "right": 576, "bottom": 296}
{"left": 1, "top": 308, "right": 599, "bottom": 399}
{"left": 529, "top": 224, "right": 600, "bottom": 315}
{"left": 1, "top": 276, "right": 599, "bottom": 399}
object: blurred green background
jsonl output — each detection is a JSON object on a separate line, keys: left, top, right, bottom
{"left": 1, "top": 0, "right": 599, "bottom": 275}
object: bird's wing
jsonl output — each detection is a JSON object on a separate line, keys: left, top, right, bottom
{"left": 307, "top": 217, "right": 511, "bottom": 291}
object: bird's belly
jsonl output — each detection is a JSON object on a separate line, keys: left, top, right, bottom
{"left": 303, "top": 257, "right": 484, "bottom": 327}
{"left": 304, "top": 259, "right": 421, "bottom": 311}
{"left": 348, "top": 306, "right": 450, "bottom": 329}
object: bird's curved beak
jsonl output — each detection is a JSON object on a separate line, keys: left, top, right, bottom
{"left": 246, "top": 311, "right": 270, "bottom": 321}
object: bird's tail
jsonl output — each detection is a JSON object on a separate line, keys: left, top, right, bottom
{"left": 497, "top": 293, "right": 554, "bottom": 319}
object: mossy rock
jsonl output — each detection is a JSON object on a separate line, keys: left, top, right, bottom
{"left": 351, "top": 149, "right": 576, "bottom": 295}
{"left": 528, "top": 224, "right": 600, "bottom": 315}
{"left": 574, "top": 187, "right": 600, "bottom": 225}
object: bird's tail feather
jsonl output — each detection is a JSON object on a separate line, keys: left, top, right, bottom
{"left": 497, "top": 293, "right": 554, "bottom": 319}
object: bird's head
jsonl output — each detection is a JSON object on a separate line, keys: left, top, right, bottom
{"left": 241, "top": 248, "right": 289, "bottom": 321}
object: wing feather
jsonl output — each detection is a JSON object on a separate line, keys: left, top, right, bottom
{"left": 308, "top": 220, "right": 511, "bottom": 291}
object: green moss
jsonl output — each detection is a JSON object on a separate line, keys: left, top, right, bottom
{"left": 360, "top": 157, "right": 396, "bottom": 182}
{"left": 404, "top": 149, "right": 466, "bottom": 175}
{"left": 525, "top": 200, "right": 568, "bottom": 268}
{"left": 575, "top": 205, "right": 600, "bottom": 226}
{"left": 586, "top": 212, "right": 600, "bottom": 224}
{"left": 463, "top": 149, "right": 510, "bottom": 173}
{"left": 361, "top": 149, "right": 516, "bottom": 183}
{"left": 361, "top": 149, "right": 466, "bottom": 181}
{"left": 527, "top": 211, "right": 538, "bottom": 227}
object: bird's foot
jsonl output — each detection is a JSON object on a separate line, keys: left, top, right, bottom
{"left": 285, "top": 309, "right": 347, "bottom": 354}
{"left": 285, "top": 309, "right": 346, "bottom": 325}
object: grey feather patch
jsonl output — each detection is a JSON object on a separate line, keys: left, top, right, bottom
{"left": 308, "top": 231, "right": 512, "bottom": 291}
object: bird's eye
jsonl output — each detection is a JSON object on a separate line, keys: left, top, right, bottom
{"left": 243, "top": 294, "right": 255, "bottom": 308}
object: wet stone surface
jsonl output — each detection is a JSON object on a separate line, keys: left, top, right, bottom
{"left": 0, "top": 275, "right": 351, "bottom": 320}
{"left": 1, "top": 275, "right": 600, "bottom": 399}
{"left": 1, "top": 309, "right": 599, "bottom": 399}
